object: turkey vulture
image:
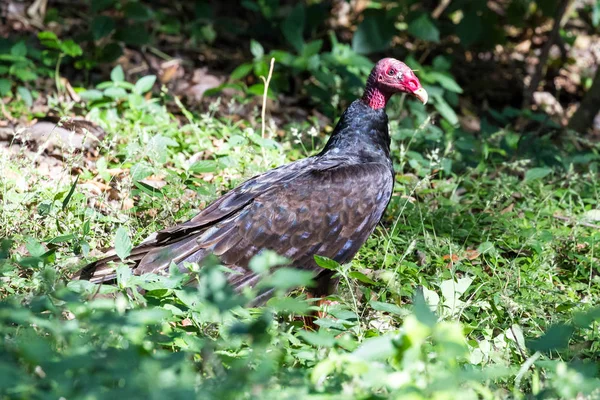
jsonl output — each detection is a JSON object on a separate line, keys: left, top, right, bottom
{"left": 75, "top": 58, "right": 428, "bottom": 302}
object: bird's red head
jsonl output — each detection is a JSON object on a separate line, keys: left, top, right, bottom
{"left": 362, "top": 58, "right": 428, "bottom": 110}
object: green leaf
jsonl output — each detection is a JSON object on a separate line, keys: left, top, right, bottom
{"left": 12, "top": 69, "right": 37, "bottom": 82}
{"left": 524, "top": 167, "right": 552, "bottom": 182}
{"left": 302, "top": 40, "right": 323, "bottom": 58}
{"left": 104, "top": 86, "right": 128, "bottom": 99}
{"left": 0, "top": 79, "right": 10, "bottom": 96}
{"left": 247, "top": 83, "right": 275, "bottom": 99}
{"left": 26, "top": 238, "right": 45, "bottom": 257}
{"left": 37, "top": 31, "right": 58, "bottom": 42}
{"left": 10, "top": 41, "right": 27, "bottom": 57}
{"left": 116, "top": 25, "right": 150, "bottom": 46}
{"left": 0, "top": 54, "right": 29, "bottom": 63}
{"left": 230, "top": 63, "right": 253, "bottom": 81}
{"left": 432, "top": 55, "right": 451, "bottom": 71}
{"left": 311, "top": 358, "right": 336, "bottom": 385}
{"left": 129, "top": 93, "right": 144, "bottom": 108}
{"left": 249, "top": 250, "right": 289, "bottom": 274}
{"left": 281, "top": 3, "right": 305, "bottom": 52}
{"left": 92, "top": 15, "right": 116, "bottom": 41}
{"left": 414, "top": 289, "right": 438, "bottom": 327}
{"left": 197, "top": 24, "right": 217, "bottom": 44}
{"left": 110, "top": 65, "right": 125, "bottom": 82}
{"left": 352, "top": 9, "right": 395, "bottom": 54}
{"left": 573, "top": 307, "right": 600, "bottom": 328}
{"left": 130, "top": 163, "right": 153, "bottom": 181}
{"left": 145, "top": 134, "right": 178, "bottom": 163}
{"left": 0, "top": 239, "right": 13, "bottom": 260}
{"left": 16, "top": 86, "right": 32, "bottom": 106}
{"left": 433, "top": 94, "right": 458, "bottom": 125}
{"left": 370, "top": 301, "right": 407, "bottom": 316}
{"left": 123, "top": 2, "right": 152, "bottom": 21}
{"left": 47, "top": 234, "right": 76, "bottom": 244}
{"left": 134, "top": 75, "right": 156, "bottom": 94}
{"left": 299, "top": 330, "right": 336, "bottom": 347}
{"left": 253, "top": 60, "right": 268, "bottom": 78}
{"left": 314, "top": 255, "right": 339, "bottom": 270}
{"left": 60, "top": 40, "right": 83, "bottom": 57}
{"left": 348, "top": 271, "right": 377, "bottom": 285}
{"left": 116, "top": 263, "right": 132, "bottom": 285}
{"left": 250, "top": 39, "right": 264, "bottom": 60}
{"left": 456, "top": 11, "right": 482, "bottom": 48}
{"left": 189, "top": 160, "right": 220, "bottom": 174}
{"left": 267, "top": 296, "right": 310, "bottom": 314}
{"left": 477, "top": 241, "right": 495, "bottom": 254}
{"left": 115, "top": 226, "right": 133, "bottom": 261}
{"left": 270, "top": 50, "right": 294, "bottom": 66}
{"left": 527, "top": 324, "right": 574, "bottom": 352}
{"left": 428, "top": 72, "right": 463, "bottom": 93}
{"left": 353, "top": 335, "right": 395, "bottom": 361}
{"left": 91, "top": 0, "right": 115, "bottom": 12}
{"left": 127, "top": 308, "right": 172, "bottom": 324}
{"left": 134, "top": 181, "right": 162, "bottom": 197}
{"left": 62, "top": 176, "right": 79, "bottom": 211}
{"left": 98, "top": 42, "right": 123, "bottom": 63}
{"left": 79, "top": 89, "right": 104, "bottom": 101}
{"left": 408, "top": 14, "right": 440, "bottom": 43}
{"left": 259, "top": 267, "right": 314, "bottom": 291}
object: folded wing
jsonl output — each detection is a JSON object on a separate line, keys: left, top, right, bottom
{"left": 75, "top": 159, "right": 393, "bottom": 290}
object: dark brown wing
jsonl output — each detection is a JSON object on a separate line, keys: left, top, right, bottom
{"left": 75, "top": 157, "right": 317, "bottom": 282}
{"left": 76, "top": 160, "right": 393, "bottom": 289}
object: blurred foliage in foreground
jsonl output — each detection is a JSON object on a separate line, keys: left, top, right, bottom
{"left": 1, "top": 247, "right": 599, "bottom": 399}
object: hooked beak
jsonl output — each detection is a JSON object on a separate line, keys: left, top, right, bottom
{"left": 413, "top": 87, "right": 428, "bottom": 105}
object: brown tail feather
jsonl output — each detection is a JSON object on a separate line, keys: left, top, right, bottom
{"left": 73, "top": 245, "right": 151, "bottom": 283}
{"left": 73, "top": 234, "right": 210, "bottom": 283}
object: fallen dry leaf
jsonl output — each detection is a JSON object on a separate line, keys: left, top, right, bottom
{"left": 122, "top": 197, "right": 134, "bottom": 211}
{"left": 465, "top": 249, "right": 480, "bottom": 260}
{"left": 442, "top": 254, "right": 460, "bottom": 262}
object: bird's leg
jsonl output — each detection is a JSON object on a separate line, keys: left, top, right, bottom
{"left": 302, "top": 292, "right": 319, "bottom": 331}
{"left": 316, "top": 298, "right": 339, "bottom": 319}
{"left": 300, "top": 273, "right": 340, "bottom": 330}
{"left": 299, "top": 295, "right": 340, "bottom": 330}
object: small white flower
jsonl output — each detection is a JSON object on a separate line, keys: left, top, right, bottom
{"left": 427, "top": 148, "right": 441, "bottom": 166}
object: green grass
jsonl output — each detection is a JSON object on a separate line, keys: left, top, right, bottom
{"left": 1, "top": 86, "right": 600, "bottom": 399}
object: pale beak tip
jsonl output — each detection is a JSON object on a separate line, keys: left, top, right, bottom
{"left": 413, "top": 87, "right": 428, "bottom": 105}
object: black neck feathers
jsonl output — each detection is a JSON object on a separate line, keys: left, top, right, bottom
{"left": 320, "top": 100, "right": 391, "bottom": 163}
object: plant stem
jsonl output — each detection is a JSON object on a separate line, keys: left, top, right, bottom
{"left": 55, "top": 53, "right": 64, "bottom": 94}
{"left": 260, "top": 58, "right": 275, "bottom": 139}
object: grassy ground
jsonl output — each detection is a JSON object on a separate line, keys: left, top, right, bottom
{"left": 1, "top": 83, "right": 600, "bottom": 399}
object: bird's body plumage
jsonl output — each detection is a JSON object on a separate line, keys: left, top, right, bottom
{"left": 76, "top": 58, "right": 427, "bottom": 301}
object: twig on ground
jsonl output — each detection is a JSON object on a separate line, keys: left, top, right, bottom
{"left": 432, "top": 0, "right": 452, "bottom": 19}
{"left": 0, "top": 100, "right": 16, "bottom": 124}
{"left": 553, "top": 214, "right": 600, "bottom": 229}
{"left": 138, "top": 48, "right": 161, "bottom": 78}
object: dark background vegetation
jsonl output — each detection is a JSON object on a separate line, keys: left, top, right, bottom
{"left": 1, "top": 0, "right": 600, "bottom": 398}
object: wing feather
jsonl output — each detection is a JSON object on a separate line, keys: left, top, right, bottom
{"left": 76, "top": 159, "right": 393, "bottom": 292}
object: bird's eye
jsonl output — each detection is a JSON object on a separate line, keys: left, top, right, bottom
{"left": 387, "top": 69, "right": 395, "bottom": 76}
